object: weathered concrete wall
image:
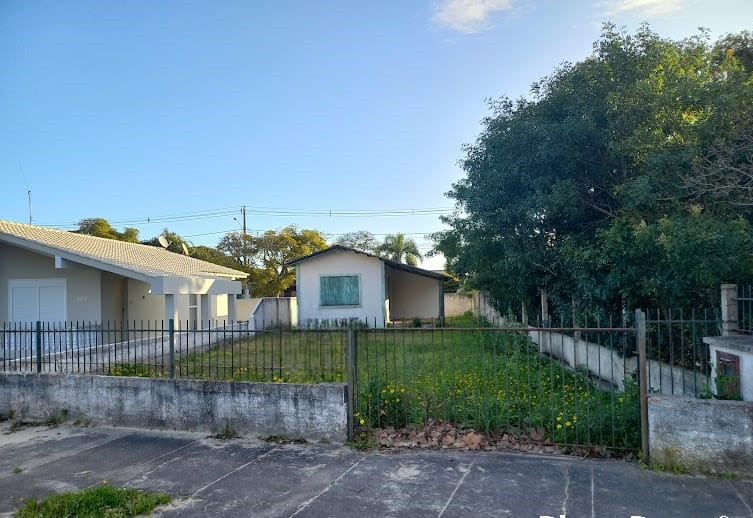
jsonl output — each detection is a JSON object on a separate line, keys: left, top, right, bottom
{"left": 0, "top": 373, "right": 347, "bottom": 441}
{"left": 529, "top": 330, "right": 706, "bottom": 396}
{"left": 649, "top": 396, "right": 753, "bottom": 476}
{"left": 444, "top": 293, "right": 475, "bottom": 318}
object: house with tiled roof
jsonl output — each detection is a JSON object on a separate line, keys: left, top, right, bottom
{"left": 0, "top": 220, "right": 247, "bottom": 326}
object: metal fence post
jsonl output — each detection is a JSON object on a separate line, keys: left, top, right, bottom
{"left": 635, "top": 309, "right": 649, "bottom": 463}
{"left": 35, "top": 321, "right": 42, "bottom": 373}
{"left": 721, "top": 283, "right": 738, "bottom": 336}
{"left": 345, "top": 328, "right": 357, "bottom": 441}
{"left": 168, "top": 318, "right": 175, "bottom": 379}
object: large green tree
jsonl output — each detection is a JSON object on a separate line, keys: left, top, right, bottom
{"left": 435, "top": 25, "right": 753, "bottom": 314}
{"left": 76, "top": 218, "right": 139, "bottom": 243}
{"left": 248, "top": 226, "right": 328, "bottom": 296}
{"left": 215, "top": 226, "right": 327, "bottom": 296}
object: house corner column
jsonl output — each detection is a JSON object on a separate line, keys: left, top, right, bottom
{"left": 165, "top": 294, "right": 179, "bottom": 326}
{"left": 200, "top": 294, "right": 211, "bottom": 328}
{"left": 228, "top": 294, "right": 237, "bottom": 324}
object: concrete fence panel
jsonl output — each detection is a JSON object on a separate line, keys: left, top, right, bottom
{"left": 649, "top": 396, "right": 753, "bottom": 476}
{"left": 0, "top": 373, "right": 347, "bottom": 442}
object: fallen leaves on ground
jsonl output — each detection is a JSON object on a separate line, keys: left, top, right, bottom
{"left": 367, "top": 421, "right": 628, "bottom": 459}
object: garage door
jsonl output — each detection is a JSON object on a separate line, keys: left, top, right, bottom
{"left": 9, "top": 279, "right": 66, "bottom": 323}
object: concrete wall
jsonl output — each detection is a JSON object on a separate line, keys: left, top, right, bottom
{"left": 236, "top": 297, "right": 259, "bottom": 321}
{"left": 249, "top": 297, "right": 298, "bottom": 330}
{"left": 444, "top": 292, "right": 475, "bottom": 318}
{"left": 387, "top": 267, "right": 441, "bottom": 320}
{"left": 297, "top": 250, "right": 385, "bottom": 326}
{"left": 0, "top": 242, "right": 103, "bottom": 323}
{"left": 0, "top": 373, "right": 348, "bottom": 441}
{"left": 531, "top": 330, "right": 707, "bottom": 396}
{"left": 649, "top": 396, "right": 753, "bottom": 476}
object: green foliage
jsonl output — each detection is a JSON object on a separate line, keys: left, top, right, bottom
{"left": 142, "top": 228, "right": 190, "bottom": 254}
{"left": 434, "top": 25, "right": 753, "bottom": 312}
{"left": 220, "top": 226, "right": 327, "bottom": 297}
{"left": 356, "top": 330, "right": 639, "bottom": 449}
{"left": 378, "top": 233, "right": 422, "bottom": 266}
{"left": 76, "top": 218, "right": 139, "bottom": 243}
{"left": 15, "top": 484, "right": 171, "bottom": 518}
{"left": 109, "top": 364, "right": 161, "bottom": 378}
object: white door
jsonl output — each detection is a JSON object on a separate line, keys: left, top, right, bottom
{"left": 9, "top": 279, "right": 66, "bottom": 323}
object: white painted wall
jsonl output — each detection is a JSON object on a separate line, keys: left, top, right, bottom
{"left": 0, "top": 242, "right": 102, "bottom": 323}
{"left": 297, "top": 250, "right": 385, "bottom": 327}
{"left": 387, "top": 266, "right": 442, "bottom": 320}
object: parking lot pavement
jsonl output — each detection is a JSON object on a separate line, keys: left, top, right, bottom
{"left": 1, "top": 423, "right": 751, "bottom": 518}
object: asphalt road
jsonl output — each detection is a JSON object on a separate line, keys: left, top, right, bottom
{"left": 0, "top": 423, "right": 750, "bottom": 518}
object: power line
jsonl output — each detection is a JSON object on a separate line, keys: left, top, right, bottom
{"left": 37, "top": 204, "right": 454, "bottom": 229}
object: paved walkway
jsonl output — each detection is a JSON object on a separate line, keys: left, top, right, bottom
{"left": 0, "top": 424, "right": 750, "bottom": 517}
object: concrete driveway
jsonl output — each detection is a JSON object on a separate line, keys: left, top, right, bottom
{"left": 0, "top": 423, "right": 750, "bottom": 518}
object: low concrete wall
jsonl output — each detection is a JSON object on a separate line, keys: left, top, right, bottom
{"left": 0, "top": 373, "right": 347, "bottom": 441}
{"left": 529, "top": 330, "right": 706, "bottom": 396}
{"left": 649, "top": 396, "right": 753, "bottom": 476}
{"left": 444, "top": 293, "right": 475, "bottom": 318}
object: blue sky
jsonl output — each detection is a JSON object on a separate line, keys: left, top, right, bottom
{"left": 1, "top": 0, "right": 752, "bottom": 269}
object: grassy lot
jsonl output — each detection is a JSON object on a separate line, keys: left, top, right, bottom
{"left": 15, "top": 484, "right": 170, "bottom": 518}
{"left": 106, "top": 313, "right": 639, "bottom": 450}
{"left": 354, "top": 324, "right": 640, "bottom": 450}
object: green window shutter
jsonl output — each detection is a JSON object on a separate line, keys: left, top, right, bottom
{"left": 320, "top": 276, "right": 359, "bottom": 306}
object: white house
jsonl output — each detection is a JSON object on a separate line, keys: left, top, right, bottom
{"left": 0, "top": 220, "right": 247, "bottom": 326}
{"left": 289, "top": 245, "right": 447, "bottom": 328}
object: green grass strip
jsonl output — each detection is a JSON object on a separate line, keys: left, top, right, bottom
{"left": 15, "top": 484, "right": 171, "bottom": 518}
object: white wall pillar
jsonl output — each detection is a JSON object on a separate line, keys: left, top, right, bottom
{"left": 228, "top": 294, "right": 237, "bottom": 323}
{"left": 200, "top": 294, "right": 211, "bottom": 328}
{"left": 164, "top": 294, "right": 179, "bottom": 326}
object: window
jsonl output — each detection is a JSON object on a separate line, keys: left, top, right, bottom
{"left": 320, "top": 275, "right": 359, "bottom": 306}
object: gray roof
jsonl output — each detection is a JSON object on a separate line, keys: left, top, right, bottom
{"left": 0, "top": 220, "right": 246, "bottom": 280}
{"left": 288, "top": 245, "right": 449, "bottom": 281}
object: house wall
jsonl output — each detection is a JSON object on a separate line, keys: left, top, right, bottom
{"left": 387, "top": 267, "right": 442, "bottom": 320}
{"left": 297, "top": 250, "right": 385, "bottom": 326}
{"left": 0, "top": 242, "right": 102, "bottom": 323}
{"left": 126, "top": 278, "right": 167, "bottom": 324}
{"left": 100, "top": 272, "right": 125, "bottom": 323}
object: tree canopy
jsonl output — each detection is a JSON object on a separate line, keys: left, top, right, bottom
{"left": 434, "top": 25, "right": 753, "bottom": 315}
{"left": 334, "top": 230, "right": 380, "bottom": 254}
{"left": 379, "top": 233, "right": 423, "bottom": 266}
{"left": 76, "top": 218, "right": 139, "bottom": 243}
{"left": 246, "top": 226, "right": 328, "bottom": 296}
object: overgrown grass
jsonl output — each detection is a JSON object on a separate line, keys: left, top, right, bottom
{"left": 102, "top": 313, "right": 639, "bottom": 450}
{"left": 355, "top": 327, "right": 640, "bottom": 450}
{"left": 15, "top": 484, "right": 171, "bottom": 518}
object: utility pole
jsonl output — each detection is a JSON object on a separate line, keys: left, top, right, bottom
{"left": 28, "top": 190, "right": 32, "bottom": 224}
{"left": 242, "top": 205, "right": 247, "bottom": 236}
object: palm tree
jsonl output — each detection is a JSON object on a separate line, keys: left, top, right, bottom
{"left": 378, "top": 233, "right": 423, "bottom": 266}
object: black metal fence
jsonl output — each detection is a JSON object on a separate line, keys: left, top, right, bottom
{"left": 0, "top": 320, "right": 345, "bottom": 383}
{"left": 350, "top": 325, "right": 642, "bottom": 452}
